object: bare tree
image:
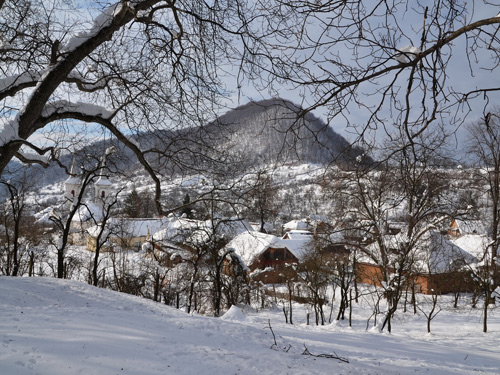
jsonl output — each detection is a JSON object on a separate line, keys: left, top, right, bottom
{"left": 49, "top": 160, "right": 108, "bottom": 278}
{"left": 254, "top": 2, "right": 500, "bottom": 148}
{"left": 0, "top": 175, "right": 29, "bottom": 275}
{"left": 323, "top": 124, "right": 457, "bottom": 332}
{"left": 0, "top": 0, "right": 291, "bottom": 215}
{"left": 2, "top": 1, "right": 499, "bottom": 207}
{"left": 465, "top": 110, "right": 500, "bottom": 332}
{"left": 89, "top": 192, "right": 120, "bottom": 287}
{"left": 244, "top": 170, "right": 278, "bottom": 233}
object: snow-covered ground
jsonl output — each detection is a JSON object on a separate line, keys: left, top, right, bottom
{"left": 1, "top": 276, "right": 499, "bottom": 375}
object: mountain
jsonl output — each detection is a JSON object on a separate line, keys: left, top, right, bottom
{"left": 9, "top": 98, "right": 366, "bottom": 194}
{"left": 208, "top": 98, "right": 364, "bottom": 167}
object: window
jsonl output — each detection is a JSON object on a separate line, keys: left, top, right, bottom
{"left": 274, "top": 249, "right": 284, "bottom": 260}
{"left": 101, "top": 190, "right": 105, "bottom": 198}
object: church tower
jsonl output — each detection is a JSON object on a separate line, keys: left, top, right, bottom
{"left": 94, "top": 147, "right": 115, "bottom": 209}
{"left": 64, "top": 162, "right": 81, "bottom": 208}
{"left": 94, "top": 174, "right": 113, "bottom": 208}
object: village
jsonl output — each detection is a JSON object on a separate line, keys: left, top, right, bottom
{"left": 21, "top": 155, "right": 495, "bottom": 333}
{"left": 2, "top": 1, "right": 500, "bottom": 373}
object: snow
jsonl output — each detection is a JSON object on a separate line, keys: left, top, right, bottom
{"left": 0, "top": 71, "right": 42, "bottom": 93}
{"left": 283, "top": 219, "right": 312, "bottom": 231}
{"left": 226, "top": 231, "right": 286, "bottom": 266}
{"left": 283, "top": 230, "right": 314, "bottom": 240}
{"left": 63, "top": 3, "right": 124, "bottom": 52}
{"left": 360, "top": 230, "right": 481, "bottom": 274}
{"left": 15, "top": 151, "right": 50, "bottom": 164}
{"left": 94, "top": 175, "right": 112, "bottom": 186}
{"left": 42, "top": 100, "right": 114, "bottom": 119}
{"left": 0, "top": 119, "right": 19, "bottom": 145}
{"left": 34, "top": 206, "right": 55, "bottom": 224}
{"left": 395, "top": 45, "right": 421, "bottom": 63}
{"left": 220, "top": 305, "right": 247, "bottom": 321}
{"left": 452, "top": 234, "right": 491, "bottom": 263}
{"left": 1, "top": 276, "right": 499, "bottom": 375}
{"left": 151, "top": 217, "right": 201, "bottom": 243}
{"left": 87, "top": 217, "right": 170, "bottom": 239}
{"left": 64, "top": 174, "right": 80, "bottom": 186}
{"left": 452, "top": 219, "right": 486, "bottom": 236}
{"left": 72, "top": 201, "right": 105, "bottom": 223}
{"left": 227, "top": 231, "right": 312, "bottom": 266}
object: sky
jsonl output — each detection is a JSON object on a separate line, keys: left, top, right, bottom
{"left": 223, "top": 1, "right": 500, "bottom": 148}
{"left": 4, "top": 0, "right": 500, "bottom": 157}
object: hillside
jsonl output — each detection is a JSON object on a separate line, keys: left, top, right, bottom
{"left": 208, "top": 98, "right": 365, "bottom": 167}
{"left": 1, "top": 276, "right": 499, "bottom": 375}
{"left": 18, "top": 98, "right": 364, "bottom": 194}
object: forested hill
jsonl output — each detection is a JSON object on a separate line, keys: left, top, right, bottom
{"left": 19, "top": 98, "right": 365, "bottom": 190}
{"left": 208, "top": 98, "right": 364, "bottom": 167}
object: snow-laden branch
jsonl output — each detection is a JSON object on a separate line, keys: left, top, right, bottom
{"left": 0, "top": 70, "right": 43, "bottom": 99}
{"left": 62, "top": 3, "right": 127, "bottom": 53}
{"left": 15, "top": 151, "right": 50, "bottom": 167}
{"left": 0, "top": 119, "right": 20, "bottom": 145}
{"left": 41, "top": 100, "right": 115, "bottom": 120}
{"left": 66, "top": 70, "right": 112, "bottom": 92}
{"left": 394, "top": 45, "right": 421, "bottom": 64}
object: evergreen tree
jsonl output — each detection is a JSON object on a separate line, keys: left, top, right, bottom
{"left": 123, "top": 189, "right": 140, "bottom": 218}
{"left": 181, "top": 193, "right": 194, "bottom": 219}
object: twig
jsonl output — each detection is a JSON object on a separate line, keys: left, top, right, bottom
{"left": 302, "top": 344, "right": 349, "bottom": 363}
{"left": 266, "top": 319, "right": 277, "bottom": 349}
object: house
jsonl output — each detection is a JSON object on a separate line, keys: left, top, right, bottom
{"left": 355, "top": 231, "right": 479, "bottom": 294}
{"left": 144, "top": 216, "right": 205, "bottom": 266}
{"left": 282, "top": 229, "right": 314, "bottom": 240}
{"left": 281, "top": 216, "right": 332, "bottom": 236}
{"left": 451, "top": 233, "right": 492, "bottom": 266}
{"left": 141, "top": 216, "right": 256, "bottom": 268}
{"left": 226, "top": 231, "right": 312, "bottom": 283}
{"left": 448, "top": 219, "right": 486, "bottom": 238}
{"left": 86, "top": 217, "right": 171, "bottom": 252}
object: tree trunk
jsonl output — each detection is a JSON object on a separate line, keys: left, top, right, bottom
{"left": 28, "top": 251, "right": 34, "bottom": 277}
{"left": 92, "top": 247, "right": 100, "bottom": 287}
{"left": 483, "top": 288, "right": 489, "bottom": 333}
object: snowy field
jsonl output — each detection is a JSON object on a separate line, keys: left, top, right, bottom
{"left": 1, "top": 276, "right": 499, "bottom": 375}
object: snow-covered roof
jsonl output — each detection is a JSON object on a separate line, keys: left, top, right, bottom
{"left": 150, "top": 216, "right": 255, "bottom": 248}
{"left": 211, "top": 218, "right": 254, "bottom": 238}
{"left": 65, "top": 175, "right": 80, "bottom": 186}
{"left": 452, "top": 234, "right": 491, "bottom": 264}
{"left": 227, "top": 231, "right": 312, "bottom": 266}
{"left": 73, "top": 202, "right": 104, "bottom": 223}
{"left": 225, "top": 231, "right": 286, "bottom": 266}
{"left": 283, "top": 230, "right": 314, "bottom": 240}
{"left": 359, "top": 231, "right": 480, "bottom": 274}
{"left": 283, "top": 219, "right": 313, "bottom": 231}
{"left": 34, "top": 206, "right": 55, "bottom": 224}
{"left": 452, "top": 219, "right": 486, "bottom": 235}
{"left": 151, "top": 216, "right": 202, "bottom": 244}
{"left": 418, "top": 232, "right": 478, "bottom": 274}
{"left": 87, "top": 217, "right": 170, "bottom": 239}
{"left": 281, "top": 238, "right": 313, "bottom": 261}
{"left": 94, "top": 175, "right": 112, "bottom": 186}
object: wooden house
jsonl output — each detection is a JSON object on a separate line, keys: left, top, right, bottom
{"left": 355, "top": 231, "right": 479, "bottom": 294}
{"left": 448, "top": 219, "right": 486, "bottom": 238}
{"left": 226, "top": 231, "right": 312, "bottom": 283}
